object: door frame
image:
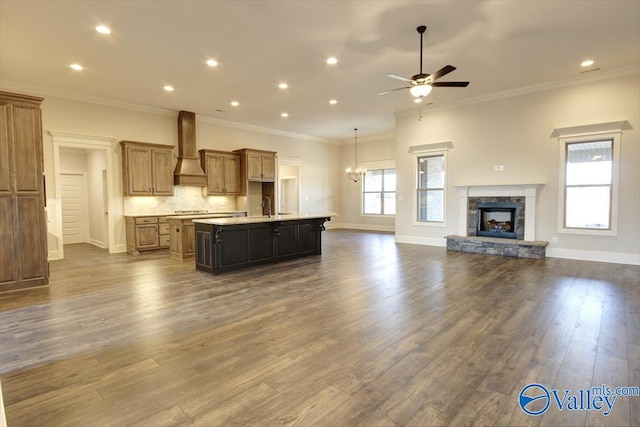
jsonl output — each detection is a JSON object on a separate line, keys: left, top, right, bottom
{"left": 277, "top": 155, "right": 301, "bottom": 214}
{"left": 49, "top": 131, "right": 117, "bottom": 260}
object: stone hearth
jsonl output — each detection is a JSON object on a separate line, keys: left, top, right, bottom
{"left": 449, "top": 184, "right": 548, "bottom": 259}
{"left": 445, "top": 235, "right": 548, "bottom": 259}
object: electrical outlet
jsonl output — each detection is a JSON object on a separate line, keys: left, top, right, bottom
{"left": 552, "top": 236, "right": 558, "bottom": 244}
{"left": 499, "top": 165, "right": 504, "bottom": 172}
{"left": 493, "top": 165, "right": 499, "bottom": 172}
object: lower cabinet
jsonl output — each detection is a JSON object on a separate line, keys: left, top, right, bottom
{"left": 125, "top": 216, "right": 169, "bottom": 254}
{"left": 195, "top": 218, "right": 327, "bottom": 275}
{"left": 209, "top": 223, "right": 275, "bottom": 274}
{"left": 274, "top": 222, "right": 320, "bottom": 260}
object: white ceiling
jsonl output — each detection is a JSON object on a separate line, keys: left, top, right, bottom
{"left": 1, "top": 0, "right": 639, "bottom": 142}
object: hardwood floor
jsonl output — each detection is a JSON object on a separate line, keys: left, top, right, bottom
{"left": 0, "top": 230, "right": 638, "bottom": 426}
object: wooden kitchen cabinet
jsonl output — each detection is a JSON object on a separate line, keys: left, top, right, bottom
{"left": 248, "top": 152, "right": 275, "bottom": 181}
{"left": 235, "top": 149, "right": 276, "bottom": 182}
{"left": 0, "top": 91, "right": 49, "bottom": 291}
{"left": 125, "top": 216, "right": 170, "bottom": 254}
{"left": 120, "top": 140, "right": 174, "bottom": 196}
{"left": 169, "top": 217, "right": 196, "bottom": 260}
{"left": 233, "top": 148, "right": 277, "bottom": 195}
{"left": 199, "top": 149, "right": 239, "bottom": 196}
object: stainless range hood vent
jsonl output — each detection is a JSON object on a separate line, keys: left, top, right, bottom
{"left": 174, "top": 110, "right": 207, "bottom": 186}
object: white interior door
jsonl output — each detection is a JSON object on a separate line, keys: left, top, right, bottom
{"left": 60, "top": 173, "right": 88, "bottom": 244}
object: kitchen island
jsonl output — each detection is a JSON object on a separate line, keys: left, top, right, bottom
{"left": 167, "top": 212, "right": 246, "bottom": 260}
{"left": 193, "top": 213, "right": 335, "bottom": 275}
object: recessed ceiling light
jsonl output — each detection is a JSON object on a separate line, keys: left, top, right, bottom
{"left": 329, "top": 99, "right": 338, "bottom": 105}
{"left": 163, "top": 85, "right": 174, "bottom": 92}
{"left": 326, "top": 57, "right": 338, "bottom": 65}
{"left": 281, "top": 112, "right": 289, "bottom": 118}
{"left": 581, "top": 59, "right": 594, "bottom": 67}
{"left": 70, "top": 63, "right": 83, "bottom": 71}
{"left": 95, "top": 25, "right": 111, "bottom": 35}
{"left": 278, "top": 82, "right": 288, "bottom": 89}
{"left": 230, "top": 101, "right": 239, "bottom": 107}
{"left": 206, "top": 59, "right": 218, "bottom": 67}
{"left": 414, "top": 98, "right": 422, "bottom": 103}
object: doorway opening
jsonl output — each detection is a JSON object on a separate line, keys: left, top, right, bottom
{"left": 277, "top": 156, "right": 301, "bottom": 214}
{"left": 50, "top": 131, "right": 116, "bottom": 260}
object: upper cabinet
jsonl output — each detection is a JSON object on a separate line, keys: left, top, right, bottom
{"left": 234, "top": 149, "right": 277, "bottom": 196}
{"left": 120, "top": 140, "right": 174, "bottom": 196}
{"left": 235, "top": 149, "right": 276, "bottom": 179}
{"left": 0, "top": 91, "right": 49, "bottom": 291}
{"left": 199, "top": 149, "right": 239, "bottom": 196}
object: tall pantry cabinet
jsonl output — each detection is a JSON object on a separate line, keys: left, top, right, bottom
{"left": 0, "top": 91, "right": 49, "bottom": 292}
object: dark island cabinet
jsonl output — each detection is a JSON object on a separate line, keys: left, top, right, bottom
{"left": 274, "top": 221, "right": 321, "bottom": 260}
{"left": 194, "top": 217, "right": 329, "bottom": 275}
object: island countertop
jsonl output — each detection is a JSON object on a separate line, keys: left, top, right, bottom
{"left": 165, "top": 213, "right": 241, "bottom": 220}
{"left": 192, "top": 212, "right": 336, "bottom": 226}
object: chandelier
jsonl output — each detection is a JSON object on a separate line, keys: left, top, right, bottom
{"left": 345, "top": 128, "right": 366, "bottom": 182}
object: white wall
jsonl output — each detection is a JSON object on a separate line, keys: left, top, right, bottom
{"left": 340, "top": 135, "right": 396, "bottom": 231}
{"left": 58, "top": 148, "right": 107, "bottom": 247}
{"left": 86, "top": 150, "right": 106, "bottom": 247}
{"left": 40, "top": 96, "right": 342, "bottom": 253}
{"left": 394, "top": 72, "right": 640, "bottom": 264}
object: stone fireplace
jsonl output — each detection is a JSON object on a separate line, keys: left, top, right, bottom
{"left": 457, "top": 184, "right": 540, "bottom": 241}
{"left": 469, "top": 198, "right": 525, "bottom": 240}
{"left": 446, "top": 184, "right": 548, "bottom": 259}
{"left": 476, "top": 202, "right": 518, "bottom": 239}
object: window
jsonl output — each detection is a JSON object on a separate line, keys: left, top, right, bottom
{"left": 564, "top": 140, "right": 613, "bottom": 229}
{"left": 363, "top": 169, "right": 396, "bottom": 215}
{"left": 417, "top": 154, "right": 445, "bottom": 222}
{"left": 553, "top": 122, "right": 625, "bottom": 237}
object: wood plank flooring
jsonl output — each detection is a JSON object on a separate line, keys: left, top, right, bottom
{"left": 0, "top": 230, "right": 638, "bottom": 426}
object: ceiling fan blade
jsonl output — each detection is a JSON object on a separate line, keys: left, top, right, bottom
{"left": 378, "top": 87, "right": 411, "bottom": 95}
{"left": 430, "top": 81, "right": 469, "bottom": 87}
{"left": 429, "top": 65, "right": 456, "bottom": 82}
{"left": 385, "top": 73, "right": 413, "bottom": 83}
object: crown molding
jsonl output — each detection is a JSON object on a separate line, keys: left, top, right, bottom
{"left": 0, "top": 81, "right": 336, "bottom": 145}
{"left": 196, "top": 115, "right": 334, "bottom": 144}
{"left": 394, "top": 65, "right": 640, "bottom": 119}
{"left": 338, "top": 132, "right": 395, "bottom": 145}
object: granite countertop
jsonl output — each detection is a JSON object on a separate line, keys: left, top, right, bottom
{"left": 166, "top": 213, "right": 236, "bottom": 220}
{"left": 193, "top": 212, "right": 337, "bottom": 226}
{"left": 125, "top": 211, "right": 246, "bottom": 218}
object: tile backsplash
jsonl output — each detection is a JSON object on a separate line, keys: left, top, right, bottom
{"left": 123, "top": 186, "right": 242, "bottom": 214}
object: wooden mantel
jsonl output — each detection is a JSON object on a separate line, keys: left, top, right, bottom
{"left": 455, "top": 184, "right": 544, "bottom": 241}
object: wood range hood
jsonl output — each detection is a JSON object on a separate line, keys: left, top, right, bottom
{"left": 174, "top": 110, "right": 207, "bottom": 186}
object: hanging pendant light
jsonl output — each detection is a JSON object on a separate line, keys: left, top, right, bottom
{"left": 345, "top": 128, "right": 366, "bottom": 182}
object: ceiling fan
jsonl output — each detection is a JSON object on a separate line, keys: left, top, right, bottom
{"left": 379, "top": 25, "right": 469, "bottom": 98}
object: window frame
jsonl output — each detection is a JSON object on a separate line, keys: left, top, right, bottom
{"left": 557, "top": 132, "right": 620, "bottom": 236}
{"left": 413, "top": 149, "right": 448, "bottom": 227}
{"left": 361, "top": 168, "right": 396, "bottom": 216}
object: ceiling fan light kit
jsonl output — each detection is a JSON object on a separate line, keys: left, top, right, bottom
{"left": 379, "top": 25, "right": 469, "bottom": 98}
{"left": 409, "top": 84, "right": 432, "bottom": 98}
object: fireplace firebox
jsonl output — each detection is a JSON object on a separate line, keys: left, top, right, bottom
{"left": 477, "top": 203, "right": 517, "bottom": 239}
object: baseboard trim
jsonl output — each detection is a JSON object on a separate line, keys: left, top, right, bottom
{"left": 333, "top": 222, "right": 395, "bottom": 233}
{"left": 395, "top": 235, "right": 447, "bottom": 247}
{"left": 47, "top": 250, "right": 61, "bottom": 261}
{"left": 546, "top": 247, "right": 640, "bottom": 265}
{"left": 330, "top": 229, "right": 639, "bottom": 265}
{"left": 111, "top": 244, "right": 127, "bottom": 254}
{"left": 88, "top": 238, "right": 106, "bottom": 248}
